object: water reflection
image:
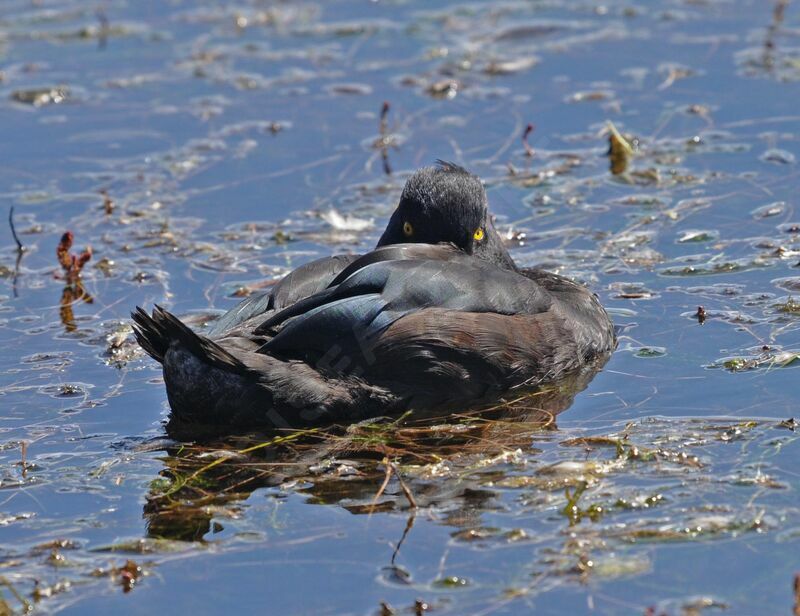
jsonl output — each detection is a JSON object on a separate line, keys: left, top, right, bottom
{"left": 762, "top": 0, "right": 789, "bottom": 72}
{"left": 8, "top": 206, "right": 25, "bottom": 298}
{"left": 2, "top": 0, "right": 799, "bottom": 610}
{"left": 59, "top": 278, "right": 93, "bottom": 332}
{"left": 142, "top": 358, "right": 608, "bottom": 542}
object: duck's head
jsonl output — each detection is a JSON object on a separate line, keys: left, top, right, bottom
{"left": 376, "top": 161, "right": 517, "bottom": 271}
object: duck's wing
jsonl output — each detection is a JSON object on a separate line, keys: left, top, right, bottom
{"left": 364, "top": 307, "right": 583, "bottom": 406}
{"left": 519, "top": 267, "right": 617, "bottom": 350}
{"left": 206, "top": 254, "right": 360, "bottom": 337}
{"left": 253, "top": 243, "right": 466, "bottom": 335}
{"left": 257, "top": 252, "right": 553, "bottom": 365}
{"left": 325, "top": 242, "right": 464, "bottom": 287}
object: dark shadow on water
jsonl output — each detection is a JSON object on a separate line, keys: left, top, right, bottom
{"left": 142, "top": 357, "right": 608, "bottom": 542}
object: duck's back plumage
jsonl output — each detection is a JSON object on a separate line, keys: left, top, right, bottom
{"left": 132, "top": 243, "right": 615, "bottom": 435}
{"left": 206, "top": 253, "right": 360, "bottom": 337}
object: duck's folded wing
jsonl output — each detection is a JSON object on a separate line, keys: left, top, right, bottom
{"left": 257, "top": 256, "right": 553, "bottom": 366}
{"left": 366, "top": 307, "right": 579, "bottom": 405}
{"left": 253, "top": 243, "right": 466, "bottom": 335}
{"left": 206, "top": 254, "right": 360, "bottom": 337}
{"left": 325, "top": 242, "right": 464, "bottom": 287}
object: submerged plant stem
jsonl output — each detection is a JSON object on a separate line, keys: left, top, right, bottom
{"left": 8, "top": 207, "right": 23, "bottom": 253}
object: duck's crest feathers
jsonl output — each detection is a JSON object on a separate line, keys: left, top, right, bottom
{"left": 434, "top": 159, "right": 470, "bottom": 174}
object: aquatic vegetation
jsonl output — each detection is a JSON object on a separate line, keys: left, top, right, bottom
{"left": 0, "top": 0, "right": 799, "bottom": 613}
{"left": 10, "top": 86, "right": 70, "bottom": 107}
{"left": 606, "top": 121, "right": 635, "bottom": 176}
{"left": 55, "top": 231, "right": 91, "bottom": 281}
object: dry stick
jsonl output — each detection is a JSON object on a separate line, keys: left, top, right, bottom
{"left": 388, "top": 461, "right": 417, "bottom": 509}
{"left": 0, "top": 576, "right": 31, "bottom": 613}
{"left": 101, "top": 189, "right": 114, "bottom": 214}
{"left": 379, "top": 101, "right": 392, "bottom": 175}
{"left": 9, "top": 207, "right": 24, "bottom": 298}
{"left": 8, "top": 207, "right": 23, "bottom": 253}
{"left": 368, "top": 456, "right": 394, "bottom": 515}
{"left": 20, "top": 442, "right": 27, "bottom": 479}
{"left": 522, "top": 123, "right": 535, "bottom": 157}
{"left": 379, "top": 101, "right": 390, "bottom": 135}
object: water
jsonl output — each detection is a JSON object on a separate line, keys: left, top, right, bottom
{"left": 1, "top": 0, "right": 799, "bottom": 613}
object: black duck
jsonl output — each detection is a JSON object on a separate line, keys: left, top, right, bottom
{"left": 132, "top": 163, "right": 615, "bottom": 435}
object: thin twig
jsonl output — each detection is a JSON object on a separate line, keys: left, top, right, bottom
{"left": 522, "top": 123, "right": 536, "bottom": 157}
{"left": 388, "top": 461, "right": 417, "bottom": 509}
{"left": 379, "top": 102, "right": 392, "bottom": 175}
{"left": 0, "top": 576, "right": 31, "bottom": 613}
{"left": 368, "top": 456, "right": 393, "bottom": 515}
{"left": 20, "top": 442, "right": 27, "bottom": 479}
{"left": 9, "top": 207, "right": 23, "bottom": 252}
{"left": 9, "top": 207, "right": 24, "bottom": 298}
{"left": 379, "top": 101, "right": 390, "bottom": 135}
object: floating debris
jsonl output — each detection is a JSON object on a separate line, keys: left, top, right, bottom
{"left": 635, "top": 347, "right": 666, "bottom": 358}
{"left": 567, "top": 90, "right": 613, "bottom": 103}
{"left": 657, "top": 63, "right": 697, "bottom": 90}
{"left": 483, "top": 57, "right": 538, "bottom": 75}
{"left": 320, "top": 209, "right": 374, "bottom": 232}
{"left": 775, "top": 297, "right": 800, "bottom": 314}
{"left": 11, "top": 86, "right": 70, "bottom": 107}
{"left": 606, "top": 121, "right": 634, "bottom": 175}
{"left": 100, "top": 190, "right": 114, "bottom": 215}
{"left": 712, "top": 349, "right": 800, "bottom": 372}
{"left": 325, "top": 82, "right": 373, "bottom": 96}
{"left": 677, "top": 230, "right": 719, "bottom": 243}
{"left": 695, "top": 306, "right": 707, "bottom": 324}
{"left": 761, "top": 148, "right": 796, "bottom": 164}
{"left": 752, "top": 201, "right": 786, "bottom": 218}
{"left": 426, "top": 79, "right": 459, "bottom": 99}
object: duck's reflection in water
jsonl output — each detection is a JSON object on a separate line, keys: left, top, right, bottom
{"left": 142, "top": 356, "right": 608, "bottom": 543}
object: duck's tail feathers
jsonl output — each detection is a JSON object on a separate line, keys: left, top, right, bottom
{"left": 131, "top": 305, "right": 247, "bottom": 373}
{"left": 131, "top": 306, "right": 169, "bottom": 362}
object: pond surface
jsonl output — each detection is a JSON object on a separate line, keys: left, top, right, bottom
{"left": 1, "top": 0, "right": 800, "bottom": 613}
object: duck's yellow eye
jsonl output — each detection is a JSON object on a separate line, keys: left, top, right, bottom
{"left": 403, "top": 221, "right": 414, "bottom": 237}
{"left": 473, "top": 227, "right": 485, "bottom": 241}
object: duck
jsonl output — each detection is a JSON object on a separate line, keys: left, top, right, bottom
{"left": 132, "top": 162, "right": 616, "bottom": 436}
